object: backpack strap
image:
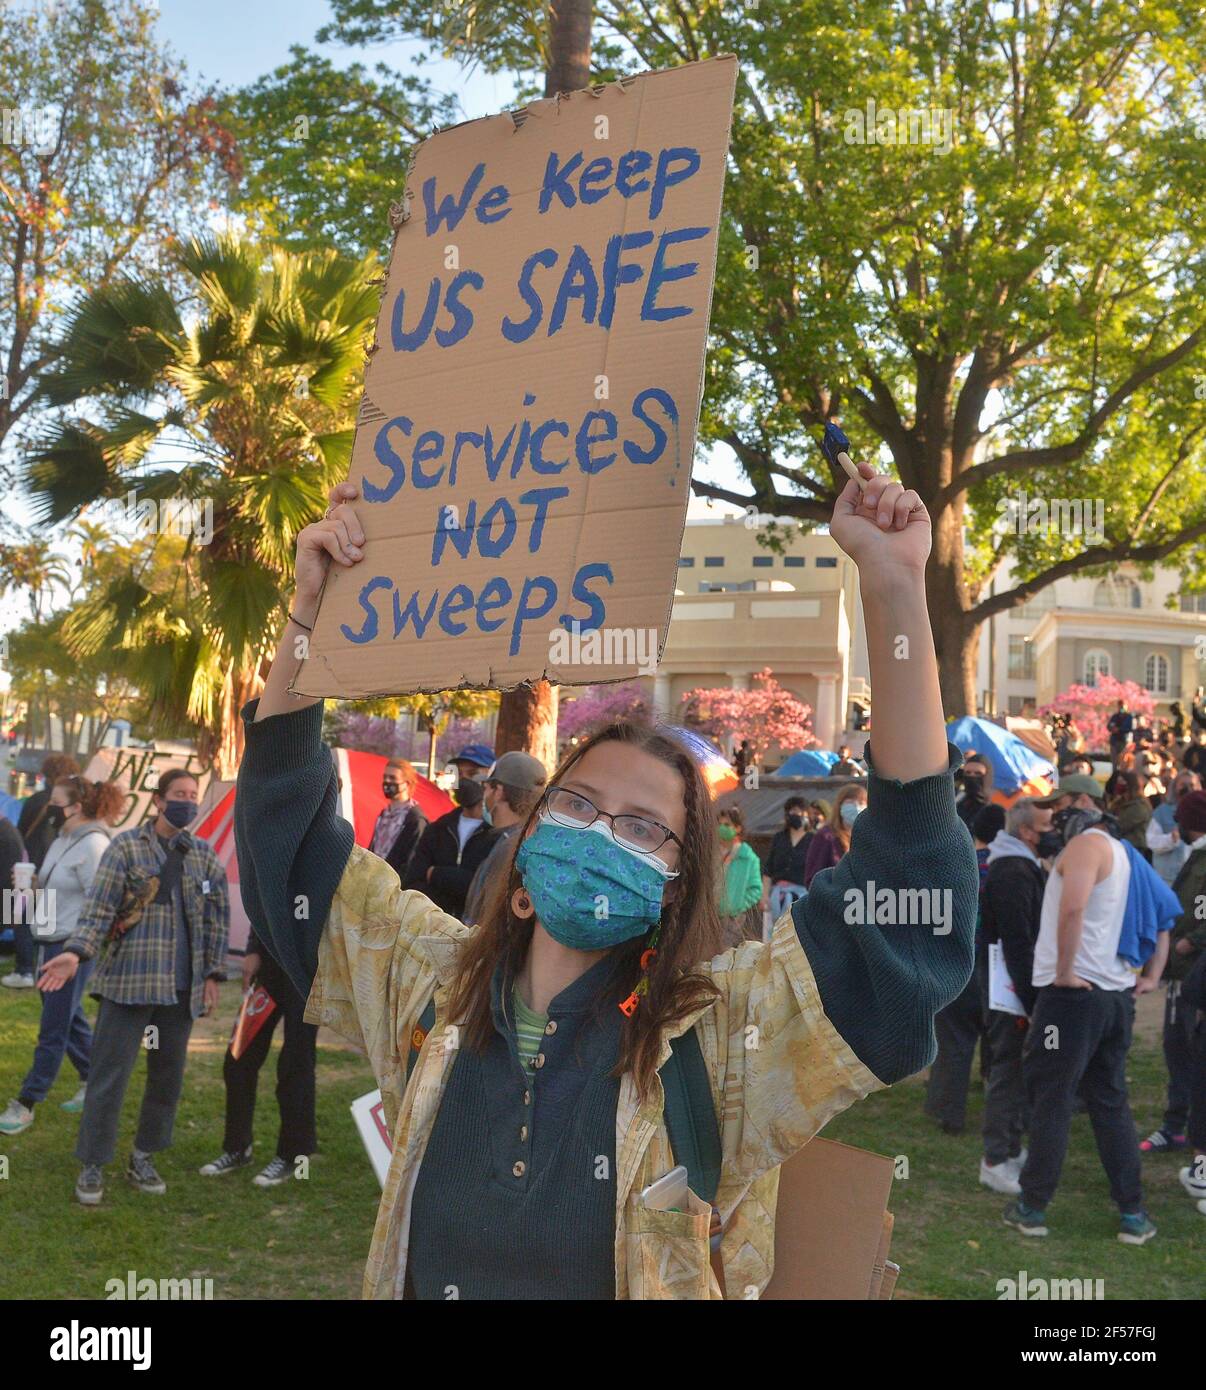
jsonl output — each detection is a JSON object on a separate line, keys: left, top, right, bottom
{"left": 659, "top": 1024, "right": 722, "bottom": 1207}
{"left": 405, "top": 996, "right": 438, "bottom": 1085}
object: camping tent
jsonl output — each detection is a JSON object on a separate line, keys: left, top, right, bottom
{"left": 945, "top": 715, "right": 1056, "bottom": 805}
{"left": 771, "top": 749, "right": 839, "bottom": 778}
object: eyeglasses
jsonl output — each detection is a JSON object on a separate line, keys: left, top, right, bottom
{"left": 542, "top": 786, "right": 683, "bottom": 856}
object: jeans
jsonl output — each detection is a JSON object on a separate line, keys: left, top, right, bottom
{"left": 222, "top": 952, "right": 317, "bottom": 1162}
{"left": 18, "top": 942, "right": 93, "bottom": 1107}
{"left": 1019, "top": 984, "right": 1142, "bottom": 1213}
{"left": 75, "top": 991, "right": 194, "bottom": 1166}
{"left": 1160, "top": 982, "right": 1197, "bottom": 1134}
{"left": 768, "top": 883, "right": 807, "bottom": 919}
{"left": 11, "top": 921, "right": 35, "bottom": 976}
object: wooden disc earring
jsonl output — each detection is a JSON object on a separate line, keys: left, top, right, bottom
{"left": 511, "top": 887, "right": 535, "bottom": 919}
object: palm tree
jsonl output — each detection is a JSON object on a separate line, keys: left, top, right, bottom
{"left": 26, "top": 231, "right": 379, "bottom": 775}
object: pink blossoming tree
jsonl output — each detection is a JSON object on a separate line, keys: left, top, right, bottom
{"left": 1038, "top": 675, "right": 1157, "bottom": 752}
{"left": 680, "top": 667, "right": 816, "bottom": 764}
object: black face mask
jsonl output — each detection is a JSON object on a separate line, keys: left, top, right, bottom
{"left": 787, "top": 813, "right": 804, "bottom": 829}
{"left": 47, "top": 805, "right": 67, "bottom": 829}
{"left": 383, "top": 782, "right": 401, "bottom": 798}
{"left": 1035, "top": 829, "right": 1064, "bottom": 858}
{"left": 962, "top": 774, "right": 984, "bottom": 795}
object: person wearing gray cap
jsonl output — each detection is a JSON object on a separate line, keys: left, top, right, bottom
{"left": 463, "top": 752, "right": 548, "bottom": 925}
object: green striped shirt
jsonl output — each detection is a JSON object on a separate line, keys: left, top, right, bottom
{"left": 512, "top": 986, "right": 548, "bottom": 1077}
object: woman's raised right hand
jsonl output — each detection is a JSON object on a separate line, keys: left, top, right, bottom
{"left": 293, "top": 482, "right": 367, "bottom": 609}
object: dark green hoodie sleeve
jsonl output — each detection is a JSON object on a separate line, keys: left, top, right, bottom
{"left": 234, "top": 699, "right": 355, "bottom": 999}
{"left": 791, "top": 742, "right": 978, "bottom": 1084}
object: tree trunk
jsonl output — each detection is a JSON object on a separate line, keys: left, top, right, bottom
{"left": 213, "top": 663, "right": 266, "bottom": 780}
{"left": 926, "top": 500, "right": 979, "bottom": 718}
{"left": 496, "top": 681, "right": 560, "bottom": 772}
{"left": 545, "top": 0, "right": 592, "bottom": 96}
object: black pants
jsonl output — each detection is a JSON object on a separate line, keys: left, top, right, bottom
{"left": 924, "top": 970, "right": 986, "bottom": 1129}
{"left": 982, "top": 1009, "right": 1029, "bottom": 1166}
{"left": 1161, "top": 982, "right": 1198, "bottom": 1134}
{"left": 1019, "top": 985, "right": 1142, "bottom": 1213}
{"left": 1187, "top": 1000, "right": 1206, "bottom": 1152}
{"left": 76, "top": 992, "right": 194, "bottom": 1166}
{"left": 222, "top": 951, "right": 317, "bottom": 1162}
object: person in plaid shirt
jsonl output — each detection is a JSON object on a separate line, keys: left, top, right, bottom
{"left": 39, "top": 768, "right": 229, "bottom": 1205}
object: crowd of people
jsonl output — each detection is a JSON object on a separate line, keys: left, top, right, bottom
{"left": 919, "top": 700, "right": 1206, "bottom": 1241}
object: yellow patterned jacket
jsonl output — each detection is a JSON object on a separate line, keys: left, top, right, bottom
{"left": 306, "top": 843, "right": 883, "bottom": 1301}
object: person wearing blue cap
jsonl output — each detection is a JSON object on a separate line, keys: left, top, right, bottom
{"left": 452, "top": 744, "right": 496, "bottom": 783}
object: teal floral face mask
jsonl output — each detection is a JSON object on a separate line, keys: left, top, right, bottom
{"left": 514, "top": 816, "right": 676, "bottom": 952}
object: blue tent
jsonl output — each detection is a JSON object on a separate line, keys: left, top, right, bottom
{"left": 945, "top": 715, "right": 1056, "bottom": 796}
{"left": 771, "top": 748, "right": 840, "bottom": 777}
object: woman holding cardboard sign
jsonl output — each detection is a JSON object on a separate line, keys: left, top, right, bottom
{"left": 235, "top": 456, "right": 976, "bottom": 1299}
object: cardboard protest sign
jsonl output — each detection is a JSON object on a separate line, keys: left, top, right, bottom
{"left": 292, "top": 57, "right": 737, "bottom": 698}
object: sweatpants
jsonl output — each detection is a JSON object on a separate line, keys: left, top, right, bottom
{"left": 1160, "top": 981, "right": 1198, "bottom": 1134}
{"left": 924, "top": 971, "right": 985, "bottom": 1130}
{"left": 75, "top": 991, "right": 194, "bottom": 1167}
{"left": 982, "top": 1009, "right": 1029, "bottom": 1166}
{"left": 1019, "top": 984, "right": 1142, "bottom": 1213}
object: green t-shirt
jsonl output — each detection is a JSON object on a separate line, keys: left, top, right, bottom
{"left": 512, "top": 986, "right": 548, "bottom": 1078}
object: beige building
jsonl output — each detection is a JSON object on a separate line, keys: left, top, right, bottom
{"left": 978, "top": 561, "right": 1206, "bottom": 719}
{"left": 638, "top": 513, "right": 868, "bottom": 755}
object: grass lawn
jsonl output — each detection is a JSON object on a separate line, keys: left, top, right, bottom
{"left": 0, "top": 970, "right": 1201, "bottom": 1300}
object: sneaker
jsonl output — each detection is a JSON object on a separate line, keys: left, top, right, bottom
{"left": 1118, "top": 1211, "right": 1157, "bottom": 1245}
{"left": 1196, "top": 1200, "right": 1206, "bottom": 1218}
{"left": 252, "top": 1156, "right": 292, "bottom": 1188}
{"left": 1, "top": 972, "right": 34, "bottom": 989}
{"left": 199, "top": 1145, "right": 253, "bottom": 1177}
{"left": 1139, "top": 1129, "right": 1187, "bottom": 1154}
{"left": 0, "top": 1099, "right": 33, "bottom": 1135}
{"left": 1177, "top": 1164, "right": 1206, "bottom": 1201}
{"left": 126, "top": 1151, "right": 166, "bottom": 1195}
{"left": 979, "top": 1158, "right": 1021, "bottom": 1195}
{"left": 75, "top": 1164, "right": 104, "bottom": 1206}
{"left": 60, "top": 1085, "right": 87, "bottom": 1114}
{"left": 1003, "top": 1200, "right": 1049, "bottom": 1236}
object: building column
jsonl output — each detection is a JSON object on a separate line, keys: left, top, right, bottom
{"left": 814, "top": 673, "right": 839, "bottom": 750}
{"left": 728, "top": 671, "right": 750, "bottom": 691}
{"left": 652, "top": 671, "right": 672, "bottom": 719}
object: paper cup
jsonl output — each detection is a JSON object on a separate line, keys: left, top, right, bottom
{"left": 12, "top": 862, "right": 35, "bottom": 892}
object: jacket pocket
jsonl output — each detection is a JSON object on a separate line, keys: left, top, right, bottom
{"left": 631, "top": 1186, "right": 714, "bottom": 1300}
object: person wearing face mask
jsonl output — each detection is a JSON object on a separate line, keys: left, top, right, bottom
{"left": 975, "top": 798, "right": 1061, "bottom": 1192}
{"left": 369, "top": 758, "right": 428, "bottom": 882}
{"left": 462, "top": 752, "right": 547, "bottom": 925}
{"left": 0, "top": 811, "right": 30, "bottom": 988}
{"left": 802, "top": 784, "right": 866, "bottom": 888}
{"left": 404, "top": 773, "right": 499, "bottom": 921}
{"left": 761, "top": 797, "right": 813, "bottom": 920}
{"left": 16, "top": 754, "right": 81, "bottom": 873}
{"left": 716, "top": 807, "right": 763, "bottom": 945}
{"left": 38, "top": 768, "right": 230, "bottom": 1207}
{"left": 955, "top": 754, "right": 993, "bottom": 831}
{"left": 235, "top": 462, "right": 979, "bottom": 1301}
{"left": 0, "top": 777, "right": 124, "bottom": 1136}
{"left": 1146, "top": 772, "right": 1200, "bottom": 887}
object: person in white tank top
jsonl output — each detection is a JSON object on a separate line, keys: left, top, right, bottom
{"left": 1033, "top": 827, "right": 1135, "bottom": 991}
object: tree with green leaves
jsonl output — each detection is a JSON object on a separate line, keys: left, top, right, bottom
{"left": 24, "top": 232, "right": 379, "bottom": 775}
{"left": 0, "top": 0, "right": 237, "bottom": 499}
{"left": 304, "top": 0, "right": 1206, "bottom": 715}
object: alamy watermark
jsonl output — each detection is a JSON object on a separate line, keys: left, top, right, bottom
{"left": 94, "top": 491, "right": 214, "bottom": 545}
{"left": 996, "top": 491, "right": 1104, "bottom": 543}
{"left": 843, "top": 882, "right": 952, "bottom": 935}
{"left": 547, "top": 622, "right": 658, "bottom": 677}
{"left": 843, "top": 98, "right": 955, "bottom": 154}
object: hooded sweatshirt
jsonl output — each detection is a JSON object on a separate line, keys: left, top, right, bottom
{"left": 981, "top": 830, "right": 1046, "bottom": 1014}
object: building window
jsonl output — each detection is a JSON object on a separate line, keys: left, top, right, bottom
{"left": 783, "top": 556, "right": 805, "bottom": 568}
{"left": 678, "top": 556, "right": 695, "bottom": 568}
{"left": 1007, "top": 635, "right": 1035, "bottom": 680}
{"left": 1083, "top": 648, "right": 1111, "bottom": 686}
{"left": 703, "top": 556, "right": 724, "bottom": 568}
{"left": 816, "top": 556, "right": 838, "bottom": 568}
{"left": 1144, "top": 652, "right": 1170, "bottom": 695}
{"left": 1093, "top": 576, "right": 1141, "bottom": 609}
{"left": 752, "top": 556, "right": 773, "bottom": 568}
{"left": 1019, "top": 587, "right": 1056, "bottom": 619}
{"left": 1180, "top": 591, "right": 1206, "bottom": 614}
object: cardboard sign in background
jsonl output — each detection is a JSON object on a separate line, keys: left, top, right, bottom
{"left": 293, "top": 58, "right": 737, "bottom": 698}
